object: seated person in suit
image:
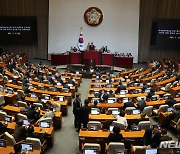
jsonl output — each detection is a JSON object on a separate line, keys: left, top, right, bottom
{"left": 26, "top": 125, "right": 48, "bottom": 143}
{"left": 123, "top": 98, "right": 135, "bottom": 111}
{"left": 116, "top": 111, "right": 128, "bottom": 128}
{"left": 89, "top": 42, "right": 95, "bottom": 51}
{"left": 13, "top": 120, "right": 27, "bottom": 142}
{"left": 142, "top": 83, "right": 149, "bottom": 92}
{"left": 147, "top": 88, "right": 154, "bottom": 99}
{"left": 10, "top": 143, "right": 23, "bottom": 154}
{"left": 0, "top": 121, "right": 7, "bottom": 134}
{"left": 107, "top": 90, "right": 115, "bottom": 98}
{"left": 143, "top": 125, "right": 161, "bottom": 148}
{"left": 99, "top": 90, "right": 108, "bottom": 102}
{"left": 168, "top": 105, "right": 180, "bottom": 122}
{"left": 27, "top": 104, "right": 40, "bottom": 121}
{"left": 36, "top": 95, "right": 44, "bottom": 104}
{"left": 165, "top": 96, "right": 176, "bottom": 107}
{"left": 108, "top": 126, "right": 124, "bottom": 143}
{"left": 134, "top": 97, "right": 146, "bottom": 111}
{"left": 160, "top": 128, "right": 172, "bottom": 142}
{"left": 44, "top": 101, "right": 53, "bottom": 110}
{"left": 116, "top": 81, "right": 126, "bottom": 93}
{"left": 68, "top": 77, "right": 75, "bottom": 85}
{"left": 91, "top": 100, "right": 99, "bottom": 109}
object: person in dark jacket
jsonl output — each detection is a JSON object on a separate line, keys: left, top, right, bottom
{"left": 116, "top": 82, "right": 126, "bottom": 93}
{"left": 99, "top": 90, "right": 108, "bottom": 102}
{"left": 135, "top": 97, "right": 146, "bottom": 111}
{"left": 165, "top": 96, "right": 176, "bottom": 107}
{"left": 123, "top": 99, "right": 135, "bottom": 110}
{"left": 160, "top": 128, "right": 172, "bottom": 142}
{"left": 73, "top": 93, "right": 82, "bottom": 128}
{"left": 78, "top": 99, "right": 91, "bottom": 132}
{"left": 107, "top": 90, "right": 115, "bottom": 98}
{"left": 147, "top": 88, "right": 154, "bottom": 99}
{"left": 13, "top": 120, "right": 27, "bottom": 142}
{"left": 27, "top": 104, "right": 40, "bottom": 121}
{"left": 108, "top": 126, "right": 124, "bottom": 143}
{"left": 143, "top": 125, "right": 161, "bottom": 148}
{"left": 169, "top": 105, "right": 180, "bottom": 122}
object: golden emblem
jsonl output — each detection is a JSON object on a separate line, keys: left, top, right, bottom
{"left": 84, "top": 7, "right": 103, "bottom": 26}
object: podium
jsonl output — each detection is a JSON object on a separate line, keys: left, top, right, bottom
{"left": 70, "top": 52, "right": 81, "bottom": 64}
{"left": 102, "top": 53, "right": 113, "bottom": 66}
{"left": 51, "top": 54, "right": 69, "bottom": 65}
{"left": 114, "top": 56, "right": 133, "bottom": 68}
{"left": 83, "top": 51, "right": 100, "bottom": 65}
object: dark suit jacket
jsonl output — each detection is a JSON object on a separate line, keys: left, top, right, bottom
{"left": 160, "top": 136, "right": 172, "bottom": 142}
{"left": 79, "top": 105, "right": 91, "bottom": 123}
{"left": 123, "top": 101, "right": 135, "bottom": 110}
{"left": 99, "top": 93, "right": 108, "bottom": 102}
{"left": 107, "top": 93, "right": 115, "bottom": 98}
{"left": 108, "top": 133, "right": 124, "bottom": 143}
{"left": 116, "top": 85, "right": 126, "bottom": 93}
{"left": 143, "top": 128, "right": 161, "bottom": 148}
{"left": 27, "top": 108, "right": 39, "bottom": 120}
{"left": 73, "top": 98, "right": 81, "bottom": 115}
{"left": 165, "top": 98, "right": 176, "bottom": 107}
{"left": 13, "top": 125, "right": 26, "bottom": 142}
{"left": 137, "top": 100, "right": 146, "bottom": 111}
{"left": 169, "top": 110, "right": 180, "bottom": 122}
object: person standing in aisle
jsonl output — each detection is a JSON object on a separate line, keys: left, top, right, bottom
{"left": 73, "top": 93, "right": 82, "bottom": 129}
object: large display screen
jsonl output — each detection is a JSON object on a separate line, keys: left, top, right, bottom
{"left": 0, "top": 16, "right": 38, "bottom": 44}
{"left": 150, "top": 19, "right": 180, "bottom": 50}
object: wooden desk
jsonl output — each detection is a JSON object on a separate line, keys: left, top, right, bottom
{"left": 30, "top": 89, "right": 72, "bottom": 106}
{"left": 0, "top": 92, "right": 17, "bottom": 104}
{"left": 170, "top": 86, "right": 180, "bottom": 95}
{"left": 5, "top": 83, "right": 22, "bottom": 90}
{"left": 90, "top": 103, "right": 123, "bottom": 109}
{"left": 130, "top": 66, "right": 152, "bottom": 79}
{"left": 115, "top": 93, "right": 148, "bottom": 98}
{"left": 25, "top": 97, "right": 68, "bottom": 116}
{"left": 153, "top": 76, "right": 176, "bottom": 89}
{"left": 120, "top": 68, "right": 138, "bottom": 77}
{"left": 89, "top": 114, "right": 115, "bottom": 121}
{"left": 0, "top": 146, "right": 40, "bottom": 154}
{"left": 79, "top": 129, "right": 145, "bottom": 150}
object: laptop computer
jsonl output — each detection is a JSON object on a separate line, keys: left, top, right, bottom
{"left": 59, "top": 96, "right": 64, "bottom": 102}
{"left": 145, "top": 89, "right": 150, "bottom": 93}
{"left": 88, "top": 125, "right": 99, "bottom": 131}
{"left": 91, "top": 110, "right": 99, "bottom": 115}
{"left": 109, "top": 125, "right": 114, "bottom": 132}
{"left": 84, "top": 149, "right": 98, "bottom": 154}
{"left": 21, "top": 143, "right": 33, "bottom": 152}
{"left": 67, "top": 84, "right": 73, "bottom": 87}
{"left": 114, "top": 149, "right": 127, "bottom": 154}
{"left": 107, "top": 99, "right": 114, "bottom": 104}
{"left": 7, "top": 89, "right": 13, "bottom": 94}
{"left": 57, "top": 82, "right": 61, "bottom": 86}
{"left": 112, "top": 110, "right": 120, "bottom": 115}
{"left": 23, "top": 119, "right": 30, "bottom": 126}
{"left": 30, "top": 93, "right": 36, "bottom": 98}
{"left": 131, "top": 125, "right": 141, "bottom": 131}
{"left": 40, "top": 121, "right": 50, "bottom": 128}
{"left": 4, "top": 115, "right": 12, "bottom": 122}
{"left": 0, "top": 139, "right": 6, "bottom": 147}
{"left": 168, "top": 107, "right": 174, "bottom": 112}
{"left": 44, "top": 95, "right": 50, "bottom": 100}
{"left": 132, "top": 110, "right": 140, "bottom": 115}
{"left": 120, "top": 91, "right": 126, "bottom": 95}
{"left": 145, "top": 149, "right": 157, "bottom": 154}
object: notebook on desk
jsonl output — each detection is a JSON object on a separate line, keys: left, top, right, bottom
{"left": 21, "top": 143, "right": 33, "bottom": 152}
{"left": 30, "top": 93, "right": 37, "bottom": 98}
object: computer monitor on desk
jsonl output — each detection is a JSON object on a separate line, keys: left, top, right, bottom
{"left": 30, "top": 93, "right": 37, "bottom": 98}
{"left": 84, "top": 149, "right": 98, "bottom": 154}
{"left": 145, "top": 149, "right": 157, "bottom": 154}
{"left": 0, "top": 139, "right": 6, "bottom": 147}
{"left": 21, "top": 143, "right": 33, "bottom": 152}
{"left": 40, "top": 121, "right": 50, "bottom": 128}
{"left": 132, "top": 110, "right": 140, "bottom": 115}
{"left": 4, "top": 115, "right": 12, "bottom": 122}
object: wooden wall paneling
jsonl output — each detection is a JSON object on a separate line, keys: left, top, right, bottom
{"left": 0, "top": 0, "right": 49, "bottom": 59}
{"left": 138, "top": 0, "right": 180, "bottom": 62}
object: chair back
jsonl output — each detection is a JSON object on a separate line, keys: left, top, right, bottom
{"left": 26, "top": 137, "right": 41, "bottom": 150}
{"left": 17, "top": 113, "right": 28, "bottom": 122}
{"left": 138, "top": 121, "right": 151, "bottom": 130}
{"left": 88, "top": 121, "right": 101, "bottom": 131}
{"left": 52, "top": 102, "right": 61, "bottom": 111}
{"left": 0, "top": 95, "right": 5, "bottom": 106}
{"left": 142, "top": 106, "right": 153, "bottom": 117}
{"left": 158, "top": 105, "right": 168, "bottom": 114}
{"left": 18, "top": 101, "right": 28, "bottom": 108}
{"left": 107, "top": 142, "right": 125, "bottom": 154}
{"left": 107, "top": 108, "right": 119, "bottom": 114}
{"left": 84, "top": 143, "right": 100, "bottom": 153}
{"left": 112, "top": 121, "right": 125, "bottom": 130}
{"left": 125, "top": 107, "right": 136, "bottom": 115}
{"left": 0, "top": 111, "right": 7, "bottom": 121}
{"left": 17, "top": 90, "right": 25, "bottom": 99}
{"left": 5, "top": 132, "right": 16, "bottom": 146}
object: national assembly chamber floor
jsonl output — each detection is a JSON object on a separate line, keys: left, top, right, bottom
{"left": 29, "top": 59, "right": 178, "bottom": 154}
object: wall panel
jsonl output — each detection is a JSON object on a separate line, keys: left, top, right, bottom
{"left": 139, "top": 0, "right": 180, "bottom": 62}
{"left": 0, "top": 0, "right": 49, "bottom": 59}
